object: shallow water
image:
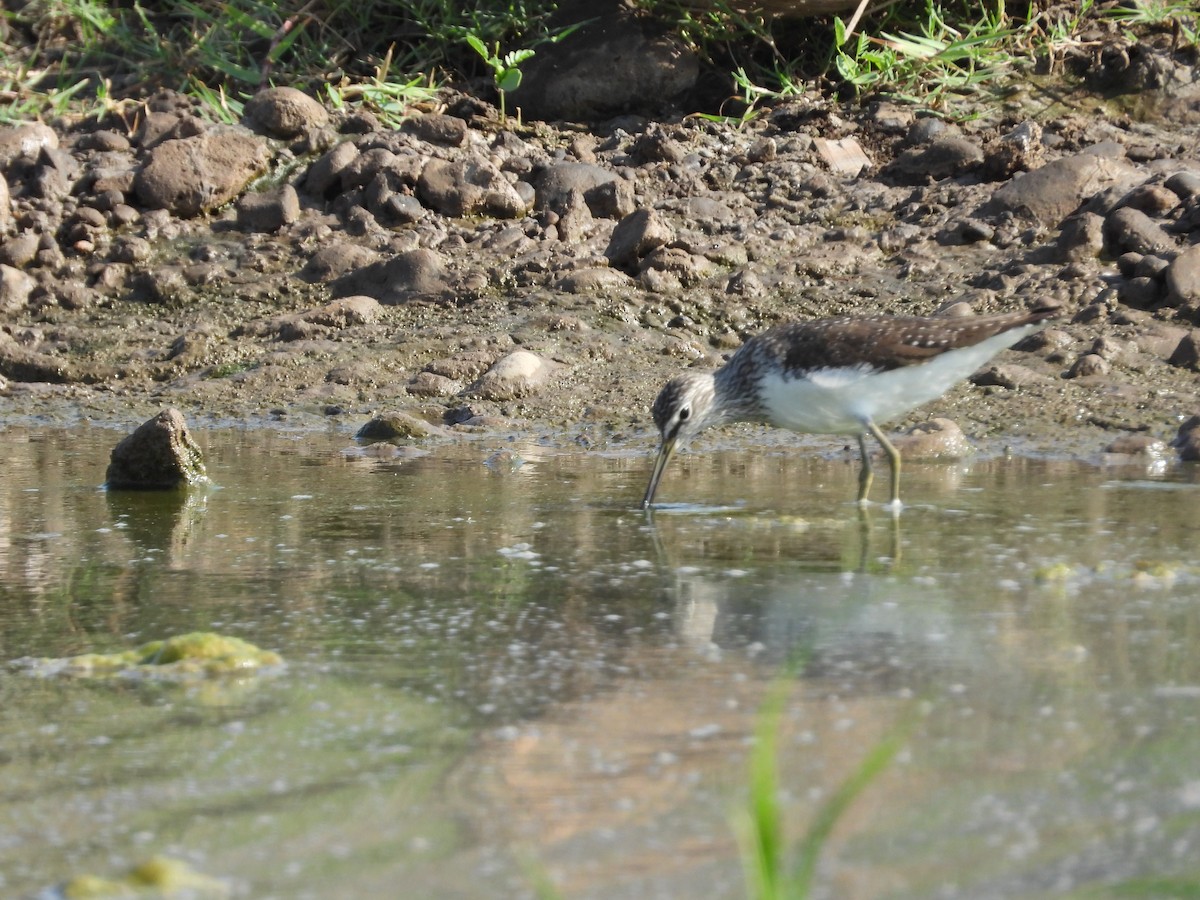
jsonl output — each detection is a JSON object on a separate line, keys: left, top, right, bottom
{"left": 2, "top": 425, "right": 1200, "bottom": 898}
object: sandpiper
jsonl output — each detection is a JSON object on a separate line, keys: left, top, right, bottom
{"left": 642, "top": 303, "right": 1059, "bottom": 509}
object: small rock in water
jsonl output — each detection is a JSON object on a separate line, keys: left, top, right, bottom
{"left": 892, "top": 418, "right": 973, "bottom": 460}
{"left": 356, "top": 411, "right": 445, "bottom": 441}
{"left": 105, "top": 409, "right": 206, "bottom": 489}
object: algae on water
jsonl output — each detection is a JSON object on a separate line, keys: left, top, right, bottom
{"left": 11, "top": 632, "right": 283, "bottom": 680}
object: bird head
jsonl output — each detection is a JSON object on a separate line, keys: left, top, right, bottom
{"left": 642, "top": 372, "right": 718, "bottom": 509}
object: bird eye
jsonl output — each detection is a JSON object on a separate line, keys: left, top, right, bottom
{"left": 678, "top": 406, "right": 690, "bottom": 422}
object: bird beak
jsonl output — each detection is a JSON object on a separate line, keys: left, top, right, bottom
{"left": 641, "top": 436, "right": 677, "bottom": 509}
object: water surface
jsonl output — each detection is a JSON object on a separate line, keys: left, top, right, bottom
{"left": 3, "top": 425, "right": 1200, "bottom": 898}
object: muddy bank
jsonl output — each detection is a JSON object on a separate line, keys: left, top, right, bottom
{"left": 2, "top": 49, "right": 1200, "bottom": 463}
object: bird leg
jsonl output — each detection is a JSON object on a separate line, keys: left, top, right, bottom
{"left": 855, "top": 433, "right": 873, "bottom": 504}
{"left": 864, "top": 419, "right": 902, "bottom": 508}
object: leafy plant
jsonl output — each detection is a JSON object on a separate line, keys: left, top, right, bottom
{"left": 464, "top": 20, "right": 588, "bottom": 124}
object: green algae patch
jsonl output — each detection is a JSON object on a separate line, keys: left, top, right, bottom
{"left": 13, "top": 632, "right": 283, "bottom": 680}
{"left": 61, "top": 855, "right": 230, "bottom": 898}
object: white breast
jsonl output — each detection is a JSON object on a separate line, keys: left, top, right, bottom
{"left": 757, "top": 325, "right": 1039, "bottom": 435}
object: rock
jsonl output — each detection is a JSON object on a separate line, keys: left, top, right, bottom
{"left": 555, "top": 266, "right": 632, "bottom": 293}
{"left": 1103, "top": 206, "right": 1176, "bottom": 256}
{"left": 470, "top": 350, "right": 554, "bottom": 400}
{"left": 236, "top": 184, "right": 300, "bottom": 232}
{"left": 0, "top": 329, "right": 73, "bottom": 382}
{"left": 1103, "top": 433, "right": 1166, "bottom": 456}
{"left": 533, "top": 162, "right": 630, "bottom": 217}
{"left": 891, "top": 418, "right": 972, "bottom": 459}
{"left": 1056, "top": 212, "right": 1105, "bottom": 261}
{"left": 1174, "top": 415, "right": 1200, "bottom": 461}
{"left": 982, "top": 121, "right": 1043, "bottom": 180}
{"left": 407, "top": 371, "right": 463, "bottom": 397}
{"left": 134, "top": 130, "right": 271, "bottom": 217}
{"left": 548, "top": 188, "right": 590, "bottom": 242}
{"left": 1168, "top": 332, "right": 1200, "bottom": 370}
{"left": 605, "top": 208, "right": 672, "bottom": 271}
{"left": 302, "top": 295, "right": 382, "bottom": 327}
{"left": 0, "top": 264, "right": 35, "bottom": 311}
{"left": 888, "top": 135, "right": 983, "bottom": 182}
{"left": 511, "top": 3, "right": 699, "bottom": 120}
{"left": 356, "top": 411, "right": 444, "bottom": 441}
{"left": 300, "top": 242, "right": 381, "bottom": 282}
{"left": 1117, "top": 276, "right": 1162, "bottom": 308}
{"left": 305, "top": 140, "right": 359, "bottom": 196}
{"left": 105, "top": 409, "right": 207, "bottom": 489}
{"left": 0, "top": 171, "right": 9, "bottom": 233}
{"left": 981, "top": 147, "right": 1139, "bottom": 224}
{"left": 1165, "top": 244, "right": 1200, "bottom": 306}
{"left": 1065, "top": 353, "right": 1110, "bottom": 378}
{"left": 1165, "top": 171, "right": 1200, "bottom": 200}
{"left": 970, "top": 363, "right": 1048, "bottom": 389}
{"left": 0, "top": 233, "right": 39, "bottom": 267}
{"left": 401, "top": 113, "right": 467, "bottom": 146}
{"left": 1116, "top": 183, "right": 1181, "bottom": 217}
{"left": 330, "top": 248, "right": 449, "bottom": 303}
{"left": 244, "top": 87, "right": 329, "bottom": 138}
{"left": 416, "top": 156, "right": 527, "bottom": 219}
{"left": 0, "top": 123, "right": 58, "bottom": 169}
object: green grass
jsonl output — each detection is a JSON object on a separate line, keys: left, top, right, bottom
{"left": 1, "top": 0, "right": 1197, "bottom": 125}
{"left": 735, "top": 680, "right": 914, "bottom": 899}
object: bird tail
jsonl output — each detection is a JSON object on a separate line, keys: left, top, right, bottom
{"left": 1024, "top": 301, "right": 1063, "bottom": 324}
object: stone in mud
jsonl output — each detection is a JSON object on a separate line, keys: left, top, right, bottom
{"left": 134, "top": 130, "right": 271, "bottom": 217}
{"left": 1168, "top": 332, "right": 1200, "bottom": 371}
{"left": 1103, "top": 433, "right": 1166, "bottom": 457}
{"left": 982, "top": 121, "right": 1043, "bottom": 181}
{"left": 303, "top": 295, "right": 382, "bottom": 328}
{"left": 1066, "top": 353, "right": 1111, "bottom": 378}
{"left": 1165, "top": 171, "right": 1200, "bottom": 200}
{"left": 0, "top": 263, "right": 35, "bottom": 311}
{"left": 401, "top": 113, "right": 468, "bottom": 147}
{"left": 1103, "top": 206, "right": 1176, "bottom": 257}
{"left": 0, "top": 329, "right": 73, "bottom": 383}
{"left": 244, "top": 86, "right": 329, "bottom": 138}
{"left": 236, "top": 184, "right": 300, "bottom": 232}
{"left": 555, "top": 266, "right": 632, "bottom": 294}
{"left": 469, "top": 350, "right": 555, "bottom": 401}
{"left": 0, "top": 172, "right": 9, "bottom": 233}
{"left": 416, "top": 156, "right": 527, "bottom": 219}
{"left": 605, "top": 208, "right": 672, "bottom": 271}
{"left": 1116, "top": 183, "right": 1181, "bottom": 217}
{"left": 0, "top": 233, "right": 39, "bottom": 267}
{"left": 970, "top": 364, "right": 1049, "bottom": 390}
{"left": 0, "top": 122, "right": 58, "bottom": 169}
{"left": 305, "top": 140, "right": 358, "bottom": 197}
{"left": 888, "top": 135, "right": 983, "bottom": 182}
{"left": 981, "top": 147, "right": 1138, "bottom": 224}
{"left": 552, "top": 188, "right": 593, "bottom": 242}
{"left": 356, "top": 411, "right": 445, "bottom": 441}
{"left": 1056, "top": 212, "right": 1105, "bottom": 261}
{"left": 891, "top": 418, "right": 972, "bottom": 460}
{"left": 1174, "top": 415, "right": 1200, "bottom": 461}
{"left": 105, "top": 409, "right": 207, "bottom": 490}
{"left": 330, "top": 248, "right": 449, "bottom": 303}
{"left": 534, "top": 162, "right": 629, "bottom": 217}
{"left": 1117, "top": 276, "right": 1162, "bottom": 309}
{"left": 407, "top": 371, "right": 463, "bottom": 397}
{"left": 511, "top": 4, "right": 699, "bottom": 120}
{"left": 300, "top": 241, "right": 381, "bottom": 282}
{"left": 1165, "top": 245, "right": 1200, "bottom": 307}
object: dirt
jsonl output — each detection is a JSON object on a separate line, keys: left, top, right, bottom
{"left": 2, "top": 31, "right": 1200, "bottom": 464}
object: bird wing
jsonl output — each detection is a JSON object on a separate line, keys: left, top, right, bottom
{"left": 771, "top": 308, "right": 1055, "bottom": 374}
